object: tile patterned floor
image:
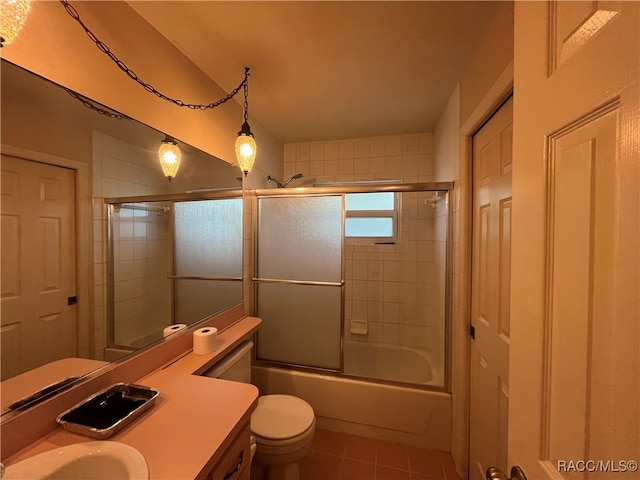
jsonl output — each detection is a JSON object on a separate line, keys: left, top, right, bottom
{"left": 252, "top": 428, "right": 461, "bottom": 480}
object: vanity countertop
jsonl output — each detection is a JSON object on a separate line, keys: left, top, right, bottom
{"left": 4, "top": 316, "right": 262, "bottom": 480}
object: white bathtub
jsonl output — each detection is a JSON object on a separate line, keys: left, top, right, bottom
{"left": 252, "top": 363, "right": 451, "bottom": 450}
{"left": 343, "top": 340, "right": 443, "bottom": 387}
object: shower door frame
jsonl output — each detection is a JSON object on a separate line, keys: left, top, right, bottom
{"left": 252, "top": 181, "right": 454, "bottom": 392}
{"left": 105, "top": 189, "right": 244, "bottom": 352}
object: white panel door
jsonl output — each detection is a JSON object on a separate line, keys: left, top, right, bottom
{"left": 510, "top": 2, "right": 639, "bottom": 479}
{"left": 469, "top": 96, "right": 513, "bottom": 480}
{"left": 1, "top": 155, "right": 77, "bottom": 379}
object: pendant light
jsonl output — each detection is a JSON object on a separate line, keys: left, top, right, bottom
{"left": 58, "top": 2, "right": 257, "bottom": 177}
{"left": 0, "top": 0, "right": 31, "bottom": 47}
{"left": 158, "top": 136, "right": 181, "bottom": 181}
{"left": 235, "top": 67, "right": 257, "bottom": 177}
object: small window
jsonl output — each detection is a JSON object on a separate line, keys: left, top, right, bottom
{"left": 345, "top": 192, "right": 398, "bottom": 244}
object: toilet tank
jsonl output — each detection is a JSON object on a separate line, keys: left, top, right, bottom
{"left": 203, "top": 340, "right": 253, "bottom": 383}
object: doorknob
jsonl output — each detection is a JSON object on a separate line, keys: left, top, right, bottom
{"left": 486, "top": 466, "right": 528, "bottom": 480}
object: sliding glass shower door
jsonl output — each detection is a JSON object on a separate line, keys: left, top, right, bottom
{"left": 255, "top": 195, "right": 343, "bottom": 370}
{"left": 173, "top": 199, "right": 243, "bottom": 325}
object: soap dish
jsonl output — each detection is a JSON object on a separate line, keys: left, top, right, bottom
{"left": 56, "top": 383, "right": 159, "bottom": 439}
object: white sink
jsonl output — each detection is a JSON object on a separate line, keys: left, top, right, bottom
{"left": 4, "top": 441, "right": 149, "bottom": 480}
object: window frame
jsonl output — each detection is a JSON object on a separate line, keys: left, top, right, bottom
{"left": 344, "top": 191, "right": 400, "bottom": 245}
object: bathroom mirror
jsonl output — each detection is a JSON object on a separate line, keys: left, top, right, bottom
{"left": 0, "top": 59, "right": 244, "bottom": 416}
{"left": 106, "top": 197, "right": 243, "bottom": 359}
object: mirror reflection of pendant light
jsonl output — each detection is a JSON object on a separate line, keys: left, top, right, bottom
{"left": 235, "top": 67, "right": 257, "bottom": 177}
{"left": 0, "top": 0, "right": 31, "bottom": 47}
{"left": 158, "top": 136, "right": 181, "bottom": 181}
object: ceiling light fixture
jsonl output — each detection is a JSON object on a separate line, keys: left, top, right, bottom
{"left": 235, "top": 67, "right": 257, "bottom": 177}
{"left": 0, "top": 0, "right": 31, "bottom": 47}
{"left": 158, "top": 136, "right": 181, "bottom": 181}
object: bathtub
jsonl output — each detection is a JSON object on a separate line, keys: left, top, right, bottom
{"left": 252, "top": 362, "right": 451, "bottom": 451}
{"left": 343, "top": 340, "right": 443, "bottom": 387}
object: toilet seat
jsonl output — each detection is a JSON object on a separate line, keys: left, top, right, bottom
{"left": 253, "top": 417, "right": 316, "bottom": 457}
{"left": 251, "top": 394, "right": 315, "bottom": 441}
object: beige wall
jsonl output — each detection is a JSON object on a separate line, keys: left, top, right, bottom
{"left": 434, "top": 85, "right": 461, "bottom": 183}
{"left": 433, "top": 1, "right": 514, "bottom": 476}
{"left": 459, "top": 1, "right": 514, "bottom": 126}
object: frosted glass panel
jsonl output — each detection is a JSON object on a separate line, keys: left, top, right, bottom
{"left": 345, "top": 217, "right": 394, "bottom": 237}
{"left": 258, "top": 196, "right": 342, "bottom": 282}
{"left": 174, "top": 199, "right": 242, "bottom": 277}
{"left": 345, "top": 192, "right": 394, "bottom": 211}
{"left": 257, "top": 283, "right": 341, "bottom": 369}
{"left": 174, "top": 279, "right": 242, "bottom": 325}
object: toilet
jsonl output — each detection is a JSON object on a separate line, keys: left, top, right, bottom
{"left": 203, "top": 341, "right": 315, "bottom": 480}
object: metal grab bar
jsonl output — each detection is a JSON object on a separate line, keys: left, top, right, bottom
{"left": 252, "top": 277, "right": 344, "bottom": 287}
{"left": 167, "top": 275, "right": 242, "bottom": 282}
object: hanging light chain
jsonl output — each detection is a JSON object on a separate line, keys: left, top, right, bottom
{"left": 242, "top": 67, "right": 250, "bottom": 123}
{"left": 65, "top": 88, "right": 130, "bottom": 120}
{"left": 59, "top": 0, "right": 248, "bottom": 110}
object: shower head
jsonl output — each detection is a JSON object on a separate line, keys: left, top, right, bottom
{"left": 267, "top": 173, "right": 304, "bottom": 188}
{"left": 282, "top": 173, "right": 304, "bottom": 188}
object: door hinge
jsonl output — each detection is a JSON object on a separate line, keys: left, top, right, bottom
{"left": 470, "top": 324, "right": 476, "bottom": 340}
{"left": 67, "top": 296, "right": 77, "bottom": 306}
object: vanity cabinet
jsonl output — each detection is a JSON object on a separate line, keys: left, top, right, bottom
{"left": 207, "top": 422, "right": 251, "bottom": 480}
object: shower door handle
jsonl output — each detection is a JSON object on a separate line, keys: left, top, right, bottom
{"left": 486, "top": 466, "right": 528, "bottom": 480}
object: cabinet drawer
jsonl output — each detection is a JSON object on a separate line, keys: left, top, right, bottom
{"left": 208, "top": 422, "right": 251, "bottom": 480}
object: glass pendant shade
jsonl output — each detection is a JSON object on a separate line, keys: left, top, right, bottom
{"left": 236, "top": 123, "right": 257, "bottom": 176}
{"left": 0, "top": 0, "right": 30, "bottom": 46}
{"left": 158, "top": 136, "right": 181, "bottom": 181}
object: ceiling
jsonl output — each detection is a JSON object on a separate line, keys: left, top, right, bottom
{"left": 128, "top": 1, "right": 503, "bottom": 144}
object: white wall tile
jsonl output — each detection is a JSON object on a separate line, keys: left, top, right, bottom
{"left": 310, "top": 142, "right": 325, "bottom": 161}
{"left": 354, "top": 157, "right": 370, "bottom": 174}
{"left": 369, "top": 156, "right": 386, "bottom": 173}
{"left": 284, "top": 143, "right": 296, "bottom": 163}
{"left": 367, "top": 280, "right": 383, "bottom": 300}
{"left": 324, "top": 141, "right": 340, "bottom": 160}
{"left": 402, "top": 134, "right": 420, "bottom": 155}
{"left": 296, "top": 143, "right": 310, "bottom": 162}
{"left": 352, "top": 259, "right": 368, "bottom": 280}
{"left": 354, "top": 137, "right": 370, "bottom": 158}
{"left": 324, "top": 159, "right": 340, "bottom": 175}
{"left": 385, "top": 135, "right": 402, "bottom": 156}
{"left": 339, "top": 139, "right": 354, "bottom": 159}
{"left": 339, "top": 158, "right": 354, "bottom": 175}
{"left": 310, "top": 161, "right": 325, "bottom": 176}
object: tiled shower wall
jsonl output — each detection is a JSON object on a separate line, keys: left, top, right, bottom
{"left": 283, "top": 134, "right": 435, "bottom": 186}
{"left": 92, "top": 131, "right": 172, "bottom": 359}
{"left": 109, "top": 207, "right": 171, "bottom": 347}
{"left": 283, "top": 134, "right": 446, "bottom": 371}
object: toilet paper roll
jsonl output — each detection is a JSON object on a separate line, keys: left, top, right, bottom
{"left": 163, "top": 324, "right": 187, "bottom": 338}
{"left": 193, "top": 327, "right": 218, "bottom": 355}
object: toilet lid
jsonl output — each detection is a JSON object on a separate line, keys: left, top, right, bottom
{"left": 251, "top": 394, "right": 315, "bottom": 440}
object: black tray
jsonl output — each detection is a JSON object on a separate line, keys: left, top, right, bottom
{"left": 56, "top": 383, "right": 159, "bottom": 439}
